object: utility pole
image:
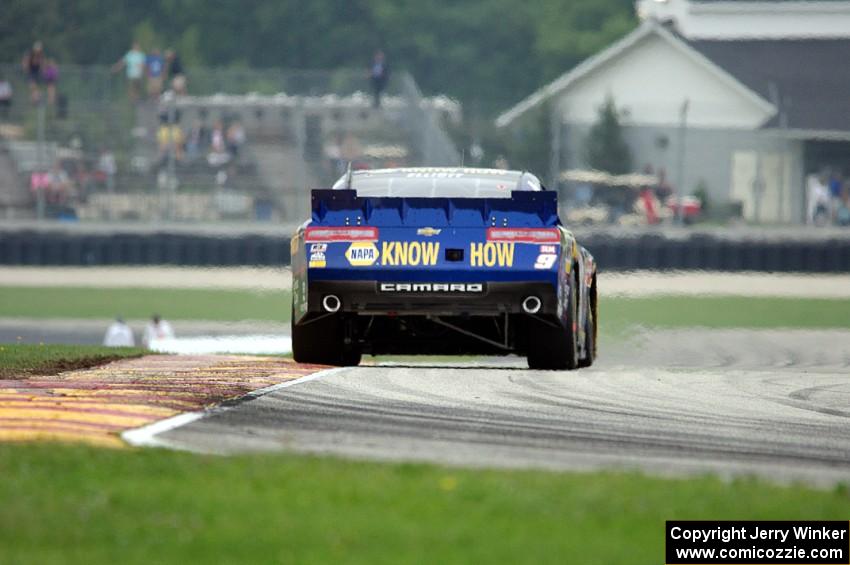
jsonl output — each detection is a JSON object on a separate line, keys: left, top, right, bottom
{"left": 549, "top": 103, "right": 561, "bottom": 191}
{"left": 166, "top": 95, "right": 177, "bottom": 222}
{"left": 674, "top": 99, "right": 689, "bottom": 225}
{"left": 768, "top": 82, "right": 790, "bottom": 224}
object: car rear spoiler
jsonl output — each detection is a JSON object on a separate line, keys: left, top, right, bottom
{"left": 310, "top": 189, "right": 559, "bottom": 228}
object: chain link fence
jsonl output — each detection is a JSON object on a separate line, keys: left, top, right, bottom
{"left": 0, "top": 64, "right": 460, "bottom": 225}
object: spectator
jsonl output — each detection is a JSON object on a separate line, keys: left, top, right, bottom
{"left": 42, "top": 58, "right": 59, "bottom": 106}
{"left": 207, "top": 120, "right": 230, "bottom": 167}
{"left": 96, "top": 148, "right": 117, "bottom": 192}
{"left": 185, "top": 118, "right": 209, "bottom": 160}
{"left": 103, "top": 317, "right": 135, "bottom": 347}
{"left": 45, "top": 163, "right": 72, "bottom": 204}
{"left": 368, "top": 50, "right": 389, "bottom": 108}
{"left": 146, "top": 47, "right": 166, "bottom": 99}
{"left": 839, "top": 181, "right": 850, "bottom": 227}
{"left": 29, "top": 170, "right": 50, "bottom": 202}
{"left": 828, "top": 171, "right": 843, "bottom": 223}
{"left": 21, "top": 41, "right": 45, "bottom": 104}
{"left": 143, "top": 314, "right": 175, "bottom": 348}
{"left": 0, "top": 76, "right": 12, "bottom": 120}
{"left": 806, "top": 173, "right": 830, "bottom": 226}
{"left": 226, "top": 120, "right": 246, "bottom": 158}
{"left": 157, "top": 114, "right": 185, "bottom": 163}
{"left": 112, "top": 42, "right": 146, "bottom": 102}
{"left": 165, "top": 49, "right": 187, "bottom": 95}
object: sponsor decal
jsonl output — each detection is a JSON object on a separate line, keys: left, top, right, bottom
{"left": 534, "top": 253, "right": 557, "bottom": 270}
{"left": 469, "top": 242, "right": 515, "bottom": 267}
{"left": 381, "top": 241, "right": 440, "bottom": 266}
{"left": 345, "top": 242, "right": 379, "bottom": 266}
{"left": 310, "top": 243, "right": 327, "bottom": 253}
{"left": 540, "top": 245, "right": 557, "bottom": 254}
{"left": 379, "top": 282, "right": 485, "bottom": 293}
{"left": 417, "top": 227, "right": 442, "bottom": 237}
{"left": 309, "top": 251, "right": 327, "bottom": 268}
{"left": 487, "top": 227, "right": 560, "bottom": 243}
{"left": 305, "top": 226, "right": 378, "bottom": 242}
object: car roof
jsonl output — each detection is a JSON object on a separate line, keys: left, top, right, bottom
{"left": 333, "top": 167, "right": 542, "bottom": 191}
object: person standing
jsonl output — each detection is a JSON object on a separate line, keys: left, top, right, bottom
{"left": 806, "top": 173, "right": 830, "bottom": 226}
{"left": 42, "top": 58, "right": 59, "bottom": 106}
{"left": 143, "top": 314, "right": 175, "bottom": 348}
{"left": 828, "top": 171, "right": 843, "bottom": 224}
{"left": 103, "top": 317, "right": 135, "bottom": 347}
{"left": 165, "top": 49, "right": 187, "bottom": 95}
{"left": 112, "top": 42, "right": 146, "bottom": 102}
{"left": 146, "top": 47, "right": 165, "bottom": 100}
{"left": 21, "top": 41, "right": 45, "bottom": 104}
{"left": 368, "top": 50, "right": 389, "bottom": 108}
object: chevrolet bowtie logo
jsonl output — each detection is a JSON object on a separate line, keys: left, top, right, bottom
{"left": 417, "top": 227, "right": 442, "bottom": 236}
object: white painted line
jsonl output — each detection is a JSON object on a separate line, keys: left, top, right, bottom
{"left": 122, "top": 411, "right": 206, "bottom": 449}
{"left": 121, "top": 366, "right": 349, "bottom": 450}
{"left": 240, "top": 366, "right": 348, "bottom": 399}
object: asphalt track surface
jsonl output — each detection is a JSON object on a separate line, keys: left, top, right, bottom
{"left": 156, "top": 328, "right": 850, "bottom": 486}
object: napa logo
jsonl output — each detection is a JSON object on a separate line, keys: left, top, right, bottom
{"left": 469, "top": 242, "right": 515, "bottom": 267}
{"left": 381, "top": 241, "right": 440, "bottom": 266}
{"left": 345, "top": 242, "right": 379, "bottom": 266}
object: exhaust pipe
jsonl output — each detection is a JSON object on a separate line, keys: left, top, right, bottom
{"left": 521, "top": 295, "right": 542, "bottom": 314}
{"left": 322, "top": 294, "right": 341, "bottom": 313}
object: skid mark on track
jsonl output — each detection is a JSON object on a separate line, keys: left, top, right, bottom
{"left": 0, "top": 355, "right": 327, "bottom": 447}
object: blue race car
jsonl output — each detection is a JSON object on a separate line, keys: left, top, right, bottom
{"left": 291, "top": 167, "right": 597, "bottom": 370}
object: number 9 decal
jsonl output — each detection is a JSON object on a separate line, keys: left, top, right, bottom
{"left": 534, "top": 253, "right": 557, "bottom": 270}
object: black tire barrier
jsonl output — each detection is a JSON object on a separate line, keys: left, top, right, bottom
{"left": 0, "top": 232, "right": 293, "bottom": 267}
{"left": 0, "top": 230, "right": 849, "bottom": 272}
{"left": 578, "top": 234, "right": 850, "bottom": 273}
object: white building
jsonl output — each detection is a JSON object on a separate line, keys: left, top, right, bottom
{"left": 497, "top": 0, "right": 850, "bottom": 223}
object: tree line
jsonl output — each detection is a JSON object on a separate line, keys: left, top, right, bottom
{"left": 2, "top": 0, "right": 635, "bottom": 117}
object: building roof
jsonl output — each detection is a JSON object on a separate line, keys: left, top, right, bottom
{"left": 495, "top": 21, "right": 773, "bottom": 128}
{"left": 497, "top": 19, "right": 850, "bottom": 136}
{"left": 686, "top": 38, "right": 850, "bottom": 132}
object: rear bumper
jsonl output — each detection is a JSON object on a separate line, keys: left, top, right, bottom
{"left": 306, "top": 280, "right": 558, "bottom": 317}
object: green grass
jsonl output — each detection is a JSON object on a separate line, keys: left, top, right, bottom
{"left": 0, "top": 344, "right": 145, "bottom": 377}
{"left": 602, "top": 296, "right": 850, "bottom": 333}
{"left": 3, "top": 287, "right": 850, "bottom": 331}
{"left": 0, "top": 444, "right": 846, "bottom": 564}
{"left": 0, "top": 287, "right": 292, "bottom": 322}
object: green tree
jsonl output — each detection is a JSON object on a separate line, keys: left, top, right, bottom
{"left": 504, "top": 102, "right": 552, "bottom": 178}
{"left": 0, "top": 0, "right": 636, "bottom": 118}
{"left": 585, "top": 95, "right": 632, "bottom": 174}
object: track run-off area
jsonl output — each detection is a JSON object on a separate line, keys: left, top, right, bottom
{"left": 3, "top": 268, "right": 850, "bottom": 487}
{"left": 146, "top": 328, "right": 850, "bottom": 487}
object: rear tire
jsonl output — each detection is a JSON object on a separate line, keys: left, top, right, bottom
{"left": 526, "top": 273, "right": 579, "bottom": 371}
{"left": 578, "top": 281, "right": 597, "bottom": 368}
{"left": 292, "top": 304, "right": 361, "bottom": 366}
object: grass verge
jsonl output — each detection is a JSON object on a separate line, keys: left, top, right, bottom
{"left": 602, "top": 295, "right": 850, "bottom": 333}
{"left": 3, "top": 287, "right": 850, "bottom": 331}
{"left": 0, "top": 444, "right": 847, "bottom": 564}
{"left": 0, "top": 287, "right": 292, "bottom": 322}
{"left": 0, "top": 344, "right": 145, "bottom": 378}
